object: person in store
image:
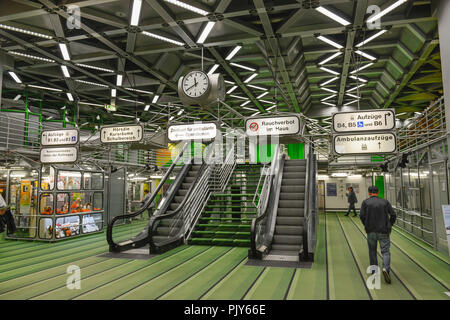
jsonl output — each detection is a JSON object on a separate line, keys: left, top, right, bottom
{"left": 359, "top": 186, "right": 397, "bottom": 284}
{"left": 345, "top": 186, "right": 358, "bottom": 217}
{"left": 0, "top": 194, "right": 16, "bottom": 234}
{"left": 141, "top": 189, "right": 154, "bottom": 218}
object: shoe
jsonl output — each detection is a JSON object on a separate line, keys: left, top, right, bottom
{"left": 382, "top": 268, "right": 391, "bottom": 284}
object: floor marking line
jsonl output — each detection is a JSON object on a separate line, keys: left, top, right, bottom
{"left": 283, "top": 268, "right": 297, "bottom": 300}
{"left": 240, "top": 267, "right": 266, "bottom": 300}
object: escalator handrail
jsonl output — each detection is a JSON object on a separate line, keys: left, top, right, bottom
{"left": 106, "top": 142, "right": 189, "bottom": 249}
{"left": 301, "top": 143, "right": 315, "bottom": 259}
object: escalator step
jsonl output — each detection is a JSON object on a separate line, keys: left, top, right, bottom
{"left": 283, "top": 166, "right": 306, "bottom": 172}
{"left": 199, "top": 217, "right": 253, "bottom": 222}
{"left": 281, "top": 179, "right": 306, "bottom": 186}
{"left": 203, "top": 211, "right": 257, "bottom": 215}
{"left": 271, "top": 244, "right": 302, "bottom": 252}
{"left": 280, "top": 186, "right": 305, "bottom": 193}
{"left": 278, "top": 200, "right": 304, "bottom": 208}
{"left": 273, "top": 234, "right": 302, "bottom": 245}
{"left": 275, "top": 225, "right": 303, "bottom": 236}
{"left": 211, "top": 193, "right": 257, "bottom": 197}
{"left": 277, "top": 208, "right": 304, "bottom": 217}
{"left": 174, "top": 196, "right": 185, "bottom": 203}
{"left": 283, "top": 172, "right": 306, "bottom": 179}
{"left": 276, "top": 217, "right": 304, "bottom": 226}
{"left": 284, "top": 160, "right": 306, "bottom": 165}
{"left": 279, "top": 193, "right": 305, "bottom": 201}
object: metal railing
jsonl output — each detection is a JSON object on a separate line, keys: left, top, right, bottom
{"left": 210, "top": 143, "right": 236, "bottom": 192}
{"left": 252, "top": 164, "right": 268, "bottom": 209}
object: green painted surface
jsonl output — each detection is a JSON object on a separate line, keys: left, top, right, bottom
{"left": 256, "top": 144, "right": 276, "bottom": 163}
{"left": 287, "top": 143, "right": 305, "bottom": 160}
{"left": 375, "top": 176, "right": 385, "bottom": 199}
{"left": 243, "top": 267, "right": 294, "bottom": 300}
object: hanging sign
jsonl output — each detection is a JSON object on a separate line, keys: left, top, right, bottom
{"left": 245, "top": 115, "right": 301, "bottom": 136}
{"left": 100, "top": 124, "right": 144, "bottom": 144}
{"left": 41, "top": 129, "right": 79, "bottom": 146}
{"left": 168, "top": 122, "right": 217, "bottom": 141}
{"left": 333, "top": 132, "right": 397, "bottom": 155}
{"left": 332, "top": 109, "right": 395, "bottom": 133}
{"left": 40, "top": 147, "right": 78, "bottom": 164}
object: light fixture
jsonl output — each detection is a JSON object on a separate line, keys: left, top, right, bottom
{"left": 229, "top": 94, "right": 248, "bottom": 100}
{"left": 256, "top": 92, "right": 269, "bottom": 99}
{"left": 344, "top": 99, "right": 359, "bottom": 106}
{"left": 79, "top": 102, "right": 104, "bottom": 107}
{"left": 322, "top": 101, "right": 336, "bottom": 107}
{"left": 347, "top": 83, "right": 366, "bottom": 92}
{"left": 59, "top": 43, "right": 70, "bottom": 61}
{"left": 75, "top": 79, "right": 108, "bottom": 88}
{"left": 241, "top": 101, "right": 251, "bottom": 107}
{"left": 319, "top": 66, "right": 340, "bottom": 75}
{"left": 321, "top": 87, "right": 338, "bottom": 93}
{"left": 225, "top": 46, "right": 242, "bottom": 60}
{"left": 320, "top": 77, "right": 339, "bottom": 86}
{"left": 130, "top": 0, "right": 143, "bottom": 26}
{"left": 13, "top": 94, "right": 21, "bottom": 101}
{"left": 244, "top": 73, "right": 258, "bottom": 83}
{"left": 208, "top": 64, "right": 219, "bottom": 75}
{"left": 266, "top": 105, "right": 277, "bottom": 111}
{"left": 8, "top": 71, "right": 21, "bottom": 84}
{"left": 116, "top": 74, "right": 123, "bottom": 86}
{"left": 349, "top": 75, "right": 368, "bottom": 83}
{"left": 259, "top": 99, "right": 274, "bottom": 104}
{"left": 227, "top": 86, "right": 238, "bottom": 94}
{"left": 331, "top": 172, "right": 348, "bottom": 177}
{"left": 356, "top": 30, "right": 388, "bottom": 47}
{"left": 321, "top": 94, "right": 336, "bottom": 102}
{"left": 315, "top": 6, "right": 351, "bottom": 26}
{"left": 113, "top": 113, "right": 135, "bottom": 118}
{"left": 396, "top": 112, "right": 407, "bottom": 117}
{"left": 75, "top": 63, "right": 114, "bottom": 73}
{"left": 28, "top": 84, "right": 62, "bottom": 92}
{"left": 164, "top": 0, "right": 209, "bottom": 16}
{"left": 367, "top": 0, "right": 408, "bottom": 23}
{"left": 169, "top": 115, "right": 175, "bottom": 121}
{"left": 350, "top": 63, "right": 374, "bottom": 74}
{"left": 316, "top": 35, "right": 343, "bottom": 49}
{"left": 152, "top": 95, "right": 159, "bottom": 103}
{"left": 177, "top": 109, "right": 184, "bottom": 116}
{"left": 224, "top": 80, "right": 235, "bottom": 84}
{"left": 119, "top": 98, "right": 145, "bottom": 104}
{"left": 355, "top": 50, "right": 377, "bottom": 61}
{"left": 125, "top": 87, "right": 153, "bottom": 95}
{"left": 251, "top": 111, "right": 260, "bottom": 116}
{"left": 230, "top": 62, "right": 257, "bottom": 72}
{"left": 0, "top": 24, "right": 52, "bottom": 39}
{"left": 141, "top": 31, "right": 184, "bottom": 46}
{"left": 61, "top": 65, "right": 70, "bottom": 78}
{"left": 248, "top": 84, "right": 268, "bottom": 91}
{"left": 111, "top": 89, "right": 117, "bottom": 97}
{"left": 144, "top": 104, "right": 150, "bottom": 111}
{"left": 197, "top": 21, "right": 215, "bottom": 44}
{"left": 8, "top": 51, "right": 55, "bottom": 62}
{"left": 66, "top": 93, "right": 74, "bottom": 101}
{"left": 346, "top": 93, "right": 360, "bottom": 99}
{"left": 318, "top": 52, "right": 342, "bottom": 65}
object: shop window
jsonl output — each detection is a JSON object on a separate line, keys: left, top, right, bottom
{"left": 56, "top": 193, "right": 69, "bottom": 215}
{"left": 93, "top": 192, "right": 103, "bottom": 211}
{"left": 82, "top": 214, "right": 102, "bottom": 233}
{"left": 84, "top": 172, "right": 103, "bottom": 190}
{"left": 70, "top": 192, "right": 85, "bottom": 213}
{"left": 39, "top": 218, "right": 53, "bottom": 239}
{"left": 40, "top": 166, "right": 55, "bottom": 191}
{"left": 55, "top": 216, "right": 80, "bottom": 239}
{"left": 40, "top": 193, "right": 54, "bottom": 215}
{"left": 57, "top": 171, "right": 81, "bottom": 190}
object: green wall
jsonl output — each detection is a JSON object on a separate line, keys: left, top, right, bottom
{"left": 288, "top": 143, "right": 305, "bottom": 160}
{"left": 375, "top": 175, "right": 385, "bottom": 199}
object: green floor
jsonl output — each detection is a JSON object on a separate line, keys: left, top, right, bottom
{"left": 0, "top": 213, "right": 449, "bottom": 300}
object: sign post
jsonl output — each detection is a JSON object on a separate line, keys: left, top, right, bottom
{"left": 100, "top": 124, "right": 144, "bottom": 144}
{"left": 332, "top": 109, "right": 395, "bottom": 133}
{"left": 245, "top": 115, "right": 301, "bottom": 136}
{"left": 167, "top": 122, "right": 217, "bottom": 141}
{"left": 333, "top": 132, "right": 397, "bottom": 155}
{"left": 40, "top": 129, "right": 80, "bottom": 164}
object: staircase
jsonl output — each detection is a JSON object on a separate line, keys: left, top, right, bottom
{"left": 270, "top": 159, "right": 306, "bottom": 257}
{"left": 189, "top": 163, "right": 264, "bottom": 247}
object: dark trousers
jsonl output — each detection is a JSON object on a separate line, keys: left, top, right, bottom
{"left": 367, "top": 232, "right": 391, "bottom": 272}
{"left": 346, "top": 203, "right": 357, "bottom": 216}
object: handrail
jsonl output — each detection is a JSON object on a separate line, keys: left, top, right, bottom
{"left": 107, "top": 142, "right": 189, "bottom": 251}
{"left": 252, "top": 164, "right": 268, "bottom": 209}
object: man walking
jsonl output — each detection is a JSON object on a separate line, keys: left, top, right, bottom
{"left": 359, "top": 186, "right": 396, "bottom": 284}
{"left": 345, "top": 186, "right": 358, "bottom": 217}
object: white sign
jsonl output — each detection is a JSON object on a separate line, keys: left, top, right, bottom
{"left": 333, "top": 132, "right": 397, "bottom": 155}
{"left": 332, "top": 109, "right": 395, "bottom": 133}
{"left": 168, "top": 123, "right": 217, "bottom": 141}
{"left": 245, "top": 116, "right": 300, "bottom": 136}
{"left": 442, "top": 205, "right": 450, "bottom": 255}
{"left": 41, "top": 129, "right": 79, "bottom": 146}
{"left": 40, "top": 147, "right": 78, "bottom": 164}
{"left": 100, "top": 124, "right": 143, "bottom": 144}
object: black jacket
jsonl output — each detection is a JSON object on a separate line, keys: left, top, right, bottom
{"left": 0, "top": 209, "right": 16, "bottom": 234}
{"left": 347, "top": 191, "right": 357, "bottom": 204}
{"left": 360, "top": 196, "right": 396, "bottom": 234}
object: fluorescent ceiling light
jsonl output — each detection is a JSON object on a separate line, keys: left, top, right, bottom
{"left": 130, "top": 0, "right": 143, "bottom": 26}
{"left": 144, "top": 104, "right": 150, "bottom": 111}
{"left": 229, "top": 94, "right": 248, "bottom": 100}
{"left": 225, "top": 46, "right": 242, "bottom": 60}
{"left": 251, "top": 111, "right": 260, "bottom": 116}
{"left": 141, "top": 31, "right": 184, "bottom": 46}
{"left": 367, "top": 0, "right": 408, "bottom": 23}
{"left": 321, "top": 94, "right": 336, "bottom": 102}
{"left": 315, "top": 6, "right": 351, "bottom": 26}
{"left": 321, "top": 87, "right": 338, "bottom": 93}
{"left": 164, "top": 0, "right": 209, "bottom": 16}
{"left": 319, "top": 66, "right": 340, "bottom": 75}
{"left": 197, "top": 21, "right": 215, "bottom": 44}
{"left": 242, "top": 107, "right": 257, "bottom": 111}
{"left": 355, "top": 50, "right": 377, "bottom": 61}
{"left": 356, "top": 30, "right": 388, "bottom": 47}
{"left": 320, "top": 77, "right": 339, "bottom": 86}
{"left": 331, "top": 172, "right": 348, "bottom": 177}
{"left": 230, "top": 62, "right": 256, "bottom": 72}
{"left": 28, "top": 84, "right": 62, "bottom": 92}
{"left": 0, "top": 24, "right": 52, "bottom": 39}
{"left": 113, "top": 113, "right": 135, "bottom": 118}
{"left": 119, "top": 98, "right": 145, "bottom": 104}
{"left": 75, "top": 63, "right": 114, "bottom": 73}
{"left": 396, "top": 112, "right": 407, "bottom": 116}
{"left": 240, "top": 101, "right": 251, "bottom": 107}
{"left": 79, "top": 102, "right": 104, "bottom": 107}
{"left": 319, "top": 52, "right": 342, "bottom": 65}
{"left": 346, "top": 93, "right": 360, "bottom": 99}
{"left": 177, "top": 109, "right": 184, "bottom": 116}
{"left": 75, "top": 79, "right": 108, "bottom": 88}
{"left": 322, "top": 101, "right": 336, "bottom": 107}
{"left": 227, "top": 86, "right": 238, "bottom": 94}
{"left": 208, "top": 64, "right": 219, "bottom": 75}
{"left": 244, "top": 73, "right": 258, "bottom": 83}
{"left": 8, "top": 71, "right": 21, "bottom": 84}
{"left": 169, "top": 115, "right": 175, "bottom": 121}
{"left": 125, "top": 87, "right": 153, "bottom": 94}
{"left": 349, "top": 75, "right": 368, "bottom": 83}
{"left": 8, "top": 51, "right": 54, "bottom": 62}
{"left": 256, "top": 91, "right": 269, "bottom": 99}
{"left": 13, "top": 94, "right": 21, "bottom": 101}
{"left": 316, "top": 35, "right": 343, "bottom": 49}
{"left": 59, "top": 43, "right": 70, "bottom": 61}
{"left": 350, "top": 63, "right": 374, "bottom": 74}
{"left": 61, "top": 65, "right": 70, "bottom": 78}
{"left": 116, "top": 74, "right": 123, "bottom": 86}
{"left": 347, "top": 84, "right": 366, "bottom": 92}
{"left": 152, "top": 95, "right": 159, "bottom": 103}
{"left": 344, "top": 99, "right": 359, "bottom": 106}
{"left": 266, "top": 105, "right": 277, "bottom": 111}
{"left": 66, "top": 93, "right": 74, "bottom": 101}
{"left": 224, "top": 80, "right": 235, "bottom": 84}
{"left": 111, "top": 89, "right": 117, "bottom": 97}
{"left": 259, "top": 99, "right": 273, "bottom": 104}
{"left": 248, "top": 84, "right": 268, "bottom": 91}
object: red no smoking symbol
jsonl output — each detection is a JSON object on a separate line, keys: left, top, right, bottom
{"left": 249, "top": 122, "right": 259, "bottom": 132}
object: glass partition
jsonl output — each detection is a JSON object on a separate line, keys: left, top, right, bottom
{"left": 57, "top": 171, "right": 82, "bottom": 190}
{"left": 40, "top": 166, "right": 54, "bottom": 191}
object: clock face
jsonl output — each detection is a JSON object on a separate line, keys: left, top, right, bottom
{"left": 182, "top": 71, "right": 210, "bottom": 98}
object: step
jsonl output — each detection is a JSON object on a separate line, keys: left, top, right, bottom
{"left": 198, "top": 217, "right": 253, "bottom": 222}
{"left": 279, "top": 193, "right": 305, "bottom": 201}
{"left": 181, "top": 183, "right": 192, "bottom": 189}
{"left": 174, "top": 196, "right": 185, "bottom": 203}
{"left": 177, "top": 189, "right": 188, "bottom": 196}
{"left": 273, "top": 234, "right": 302, "bottom": 245}
{"left": 271, "top": 244, "right": 302, "bottom": 252}
{"left": 184, "top": 177, "right": 195, "bottom": 183}
{"left": 159, "top": 218, "right": 183, "bottom": 227}
{"left": 283, "top": 172, "right": 306, "bottom": 180}
{"left": 275, "top": 225, "right": 303, "bottom": 236}
{"left": 278, "top": 200, "right": 304, "bottom": 208}
{"left": 211, "top": 193, "right": 257, "bottom": 197}
{"left": 206, "top": 205, "right": 257, "bottom": 209}
{"left": 197, "top": 224, "right": 251, "bottom": 229}
{"left": 280, "top": 185, "right": 305, "bottom": 193}
{"left": 154, "top": 226, "right": 180, "bottom": 236}
{"left": 283, "top": 166, "right": 306, "bottom": 173}
{"left": 187, "top": 171, "right": 199, "bottom": 177}
{"left": 281, "top": 179, "right": 306, "bottom": 186}
{"left": 276, "top": 216, "right": 304, "bottom": 226}
{"left": 284, "top": 160, "right": 306, "bottom": 166}
{"left": 277, "top": 208, "right": 304, "bottom": 217}
{"left": 208, "top": 199, "right": 257, "bottom": 203}
{"left": 203, "top": 211, "right": 257, "bottom": 215}
{"left": 268, "top": 249, "right": 299, "bottom": 257}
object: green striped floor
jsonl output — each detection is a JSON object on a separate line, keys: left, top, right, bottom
{"left": 0, "top": 213, "right": 449, "bottom": 300}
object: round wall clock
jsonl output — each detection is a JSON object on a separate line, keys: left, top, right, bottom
{"left": 182, "top": 70, "right": 210, "bottom": 98}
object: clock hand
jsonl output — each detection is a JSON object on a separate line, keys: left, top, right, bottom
{"left": 186, "top": 83, "right": 197, "bottom": 91}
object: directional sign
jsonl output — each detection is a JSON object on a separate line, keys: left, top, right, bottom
{"left": 332, "top": 109, "right": 395, "bottom": 133}
{"left": 41, "top": 129, "right": 79, "bottom": 146}
{"left": 333, "top": 132, "right": 397, "bottom": 155}
{"left": 40, "top": 147, "right": 78, "bottom": 164}
{"left": 168, "top": 123, "right": 217, "bottom": 141}
{"left": 100, "top": 124, "right": 144, "bottom": 144}
{"left": 245, "top": 115, "right": 301, "bottom": 136}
